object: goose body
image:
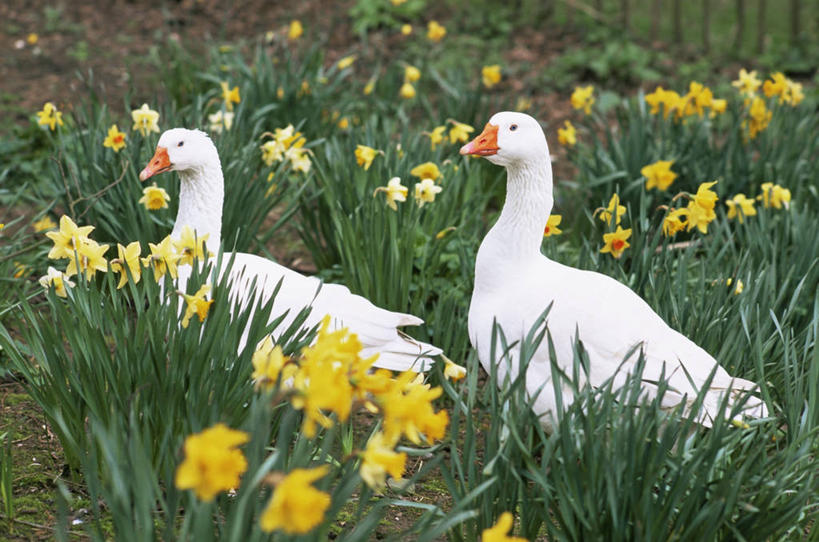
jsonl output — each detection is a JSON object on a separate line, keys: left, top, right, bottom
{"left": 461, "top": 112, "right": 766, "bottom": 429}
{"left": 140, "top": 128, "right": 440, "bottom": 371}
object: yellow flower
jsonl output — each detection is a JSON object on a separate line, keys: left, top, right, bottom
{"left": 427, "top": 20, "right": 446, "bottom": 42}
{"left": 36, "top": 102, "right": 63, "bottom": 131}
{"left": 364, "top": 77, "right": 376, "bottom": 95}
{"left": 208, "top": 110, "right": 234, "bottom": 134}
{"left": 373, "top": 177, "right": 409, "bottom": 211}
{"left": 251, "top": 337, "right": 293, "bottom": 391}
{"left": 180, "top": 284, "right": 214, "bottom": 328}
{"left": 276, "top": 86, "right": 285, "bottom": 99}
{"left": 404, "top": 65, "right": 421, "bottom": 83}
{"left": 435, "top": 226, "right": 456, "bottom": 239}
{"left": 33, "top": 215, "right": 57, "bottom": 232}
{"left": 758, "top": 182, "right": 791, "bottom": 209}
{"left": 710, "top": 98, "right": 727, "bottom": 116}
{"left": 173, "top": 225, "right": 212, "bottom": 266}
{"left": 410, "top": 162, "right": 441, "bottom": 181}
{"left": 38, "top": 266, "right": 74, "bottom": 298}
{"left": 131, "top": 104, "right": 160, "bottom": 136}
{"left": 641, "top": 160, "right": 677, "bottom": 191}
{"left": 693, "top": 180, "right": 719, "bottom": 211}
{"left": 448, "top": 120, "right": 474, "bottom": 144}
{"left": 543, "top": 214, "right": 562, "bottom": 237}
{"left": 762, "top": 72, "right": 788, "bottom": 103}
{"left": 142, "top": 235, "right": 179, "bottom": 281}
{"left": 26, "top": 33, "right": 38, "bottom": 45}
{"left": 425, "top": 125, "right": 447, "bottom": 150}
{"left": 644, "top": 86, "right": 681, "bottom": 119}
{"left": 732, "top": 68, "right": 762, "bottom": 97}
{"left": 784, "top": 79, "right": 804, "bottom": 106}
{"left": 570, "top": 85, "right": 595, "bottom": 115}
{"left": 261, "top": 140, "right": 286, "bottom": 165}
{"left": 175, "top": 424, "right": 249, "bottom": 502}
{"left": 286, "top": 146, "right": 312, "bottom": 174}
{"left": 399, "top": 82, "right": 416, "bottom": 99}
{"left": 746, "top": 96, "right": 772, "bottom": 139}
{"left": 600, "top": 226, "right": 632, "bottom": 259}
{"left": 414, "top": 179, "right": 443, "bottom": 207}
{"left": 355, "top": 144, "right": 379, "bottom": 170}
{"left": 64, "top": 238, "right": 109, "bottom": 280}
{"left": 219, "top": 81, "right": 241, "bottom": 110}
{"left": 482, "top": 512, "right": 528, "bottom": 542}
{"left": 139, "top": 183, "right": 170, "bottom": 211}
{"left": 684, "top": 200, "right": 716, "bottom": 234}
{"left": 45, "top": 215, "right": 95, "bottom": 260}
{"left": 726, "top": 277, "right": 744, "bottom": 295}
{"left": 391, "top": 0, "right": 407, "bottom": 4}
{"left": 681, "top": 81, "right": 713, "bottom": 117}
{"left": 557, "top": 120, "right": 576, "bottom": 146}
{"left": 103, "top": 124, "right": 127, "bottom": 152}
{"left": 442, "top": 355, "right": 466, "bottom": 381}
{"left": 288, "top": 20, "right": 303, "bottom": 41}
{"left": 260, "top": 466, "right": 330, "bottom": 534}
{"left": 376, "top": 371, "right": 449, "bottom": 445}
{"left": 482, "top": 65, "right": 502, "bottom": 88}
{"left": 337, "top": 55, "right": 356, "bottom": 70}
{"left": 299, "top": 80, "right": 311, "bottom": 96}
{"left": 662, "top": 208, "right": 687, "bottom": 237}
{"left": 725, "top": 194, "right": 757, "bottom": 223}
{"left": 12, "top": 261, "right": 29, "bottom": 279}
{"left": 359, "top": 432, "right": 407, "bottom": 490}
{"left": 337, "top": 116, "right": 350, "bottom": 130}
{"left": 515, "top": 97, "right": 532, "bottom": 111}
{"left": 598, "top": 194, "right": 626, "bottom": 226}
{"left": 110, "top": 241, "right": 142, "bottom": 289}
{"left": 401, "top": 24, "right": 412, "bottom": 35}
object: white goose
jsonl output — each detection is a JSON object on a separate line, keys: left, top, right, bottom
{"left": 139, "top": 128, "right": 440, "bottom": 371}
{"left": 460, "top": 112, "right": 767, "bottom": 429}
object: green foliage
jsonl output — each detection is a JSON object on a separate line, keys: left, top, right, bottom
{"left": 349, "top": 0, "right": 427, "bottom": 35}
{"left": 548, "top": 41, "right": 665, "bottom": 89}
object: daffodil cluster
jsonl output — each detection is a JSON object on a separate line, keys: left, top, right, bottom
{"left": 645, "top": 81, "right": 727, "bottom": 120}
{"left": 260, "top": 124, "right": 311, "bottom": 174}
{"left": 400, "top": 64, "right": 420, "bottom": 99}
{"left": 596, "top": 194, "right": 631, "bottom": 259}
{"left": 423, "top": 119, "right": 474, "bottom": 150}
{"left": 662, "top": 181, "right": 720, "bottom": 236}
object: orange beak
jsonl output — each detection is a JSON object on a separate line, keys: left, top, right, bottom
{"left": 459, "top": 123, "right": 499, "bottom": 156}
{"left": 139, "top": 147, "right": 171, "bottom": 181}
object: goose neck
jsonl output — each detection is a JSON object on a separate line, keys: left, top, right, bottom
{"left": 172, "top": 163, "right": 224, "bottom": 254}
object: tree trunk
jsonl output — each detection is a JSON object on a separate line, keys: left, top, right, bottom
{"left": 790, "top": 0, "right": 801, "bottom": 43}
{"left": 651, "top": 0, "right": 662, "bottom": 41}
{"left": 702, "top": 0, "right": 710, "bottom": 53}
{"left": 673, "top": 0, "right": 682, "bottom": 43}
{"left": 757, "top": 0, "right": 767, "bottom": 53}
{"left": 735, "top": 0, "right": 745, "bottom": 51}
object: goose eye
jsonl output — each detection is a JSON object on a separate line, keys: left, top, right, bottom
{"left": 510, "top": 124, "right": 518, "bottom": 131}
{"left": 177, "top": 141, "right": 184, "bottom": 147}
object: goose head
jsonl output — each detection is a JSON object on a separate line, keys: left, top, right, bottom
{"left": 139, "top": 128, "right": 219, "bottom": 181}
{"left": 459, "top": 111, "right": 548, "bottom": 167}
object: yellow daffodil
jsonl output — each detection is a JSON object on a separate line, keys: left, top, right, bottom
{"left": 38, "top": 266, "right": 74, "bottom": 298}
{"left": 286, "top": 146, "right": 312, "bottom": 174}
{"left": 762, "top": 72, "right": 788, "bottom": 103}
{"left": 746, "top": 97, "right": 772, "bottom": 139}
{"left": 252, "top": 337, "right": 293, "bottom": 391}
{"left": 175, "top": 424, "right": 249, "bottom": 502}
{"left": 26, "top": 33, "right": 38, "bottom": 45}
{"left": 641, "top": 160, "right": 677, "bottom": 191}
{"left": 142, "top": 235, "right": 179, "bottom": 280}
{"left": 404, "top": 65, "right": 421, "bottom": 83}
{"left": 363, "top": 77, "right": 376, "bottom": 95}
{"left": 45, "top": 215, "right": 95, "bottom": 260}
{"left": 598, "top": 194, "right": 626, "bottom": 226}
{"left": 410, "top": 162, "right": 441, "bottom": 181}
{"left": 784, "top": 79, "right": 804, "bottom": 106}
{"left": 173, "top": 225, "right": 211, "bottom": 266}
{"left": 219, "top": 81, "right": 241, "bottom": 110}
{"left": 681, "top": 81, "right": 713, "bottom": 117}
{"left": 600, "top": 226, "right": 632, "bottom": 259}
{"left": 131, "top": 104, "right": 160, "bottom": 136}
{"left": 208, "top": 110, "right": 234, "bottom": 133}
{"left": 684, "top": 200, "right": 716, "bottom": 234}
{"left": 261, "top": 140, "right": 286, "bottom": 165}
{"left": 36, "top": 102, "right": 63, "bottom": 131}
{"left": 376, "top": 371, "right": 449, "bottom": 445}
{"left": 448, "top": 120, "right": 474, "bottom": 144}
{"left": 693, "top": 180, "right": 719, "bottom": 210}
{"left": 103, "top": 124, "right": 127, "bottom": 152}
{"left": 758, "top": 182, "right": 791, "bottom": 209}
{"left": 373, "top": 177, "right": 408, "bottom": 211}
{"left": 414, "top": 179, "right": 443, "bottom": 207}
{"left": 139, "top": 183, "right": 170, "bottom": 211}
{"left": 543, "top": 214, "right": 562, "bottom": 237}
{"left": 260, "top": 466, "right": 330, "bottom": 534}
{"left": 425, "top": 125, "right": 447, "bottom": 150}
{"left": 427, "top": 20, "right": 446, "bottom": 42}
{"left": 110, "top": 241, "right": 142, "bottom": 289}
{"left": 570, "top": 85, "right": 595, "bottom": 115}
{"left": 12, "top": 262, "right": 29, "bottom": 279}
{"left": 355, "top": 144, "right": 379, "bottom": 170}
{"left": 662, "top": 208, "right": 688, "bottom": 236}
{"left": 482, "top": 512, "right": 528, "bottom": 542}
{"left": 482, "top": 64, "right": 502, "bottom": 88}
{"left": 435, "top": 226, "right": 456, "bottom": 239}
{"left": 180, "top": 284, "right": 214, "bottom": 328}
{"left": 399, "top": 82, "right": 416, "bottom": 99}
{"left": 288, "top": 20, "right": 303, "bottom": 41}
{"left": 732, "top": 68, "right": 761, "bottom": 97}
{"left": 725, "top": 194, "right": 757, "bottom": 223}
{"left": 442, "top": 355, "right": 467, "bottom": 381}
{"left": 33, "top": 215, "right": 57, "bottom": 232}
{"left": 337, "top": 116, "right": 350, "bottom": 130}
{"left": 726, "top": 277, "right": 744, "bottom": 295}
{"left": 645, "top": 86, "right": 681, "bottom": 119}
{"left": 337, "top": 55, "right": 356, "bottom": 69}
{"left": 557, "top": 120, "right": 576, "bottom": 146}
{"left": 401, "top": 24, "right": 412, "bottom": 35}
{"left": 710, "top": 98, "right": 727, "bottom": 116}
{"left": 276, "top": 86, "right": 285, "bottom": 99}
{"left": 515, "top": 97, "right": 532, "bottom": 111}
{"left": 359, "top": 432, "right": 407, "bottom": 490}
{"left": 64, "top": 238, "right": 109, "bottom": 280}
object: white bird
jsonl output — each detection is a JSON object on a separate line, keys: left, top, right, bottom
{"left": 460, "top": 112, "right": 767, "bottom": 430}
{"left": 139, "top": 128, "right": 440, "bottom": 371}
